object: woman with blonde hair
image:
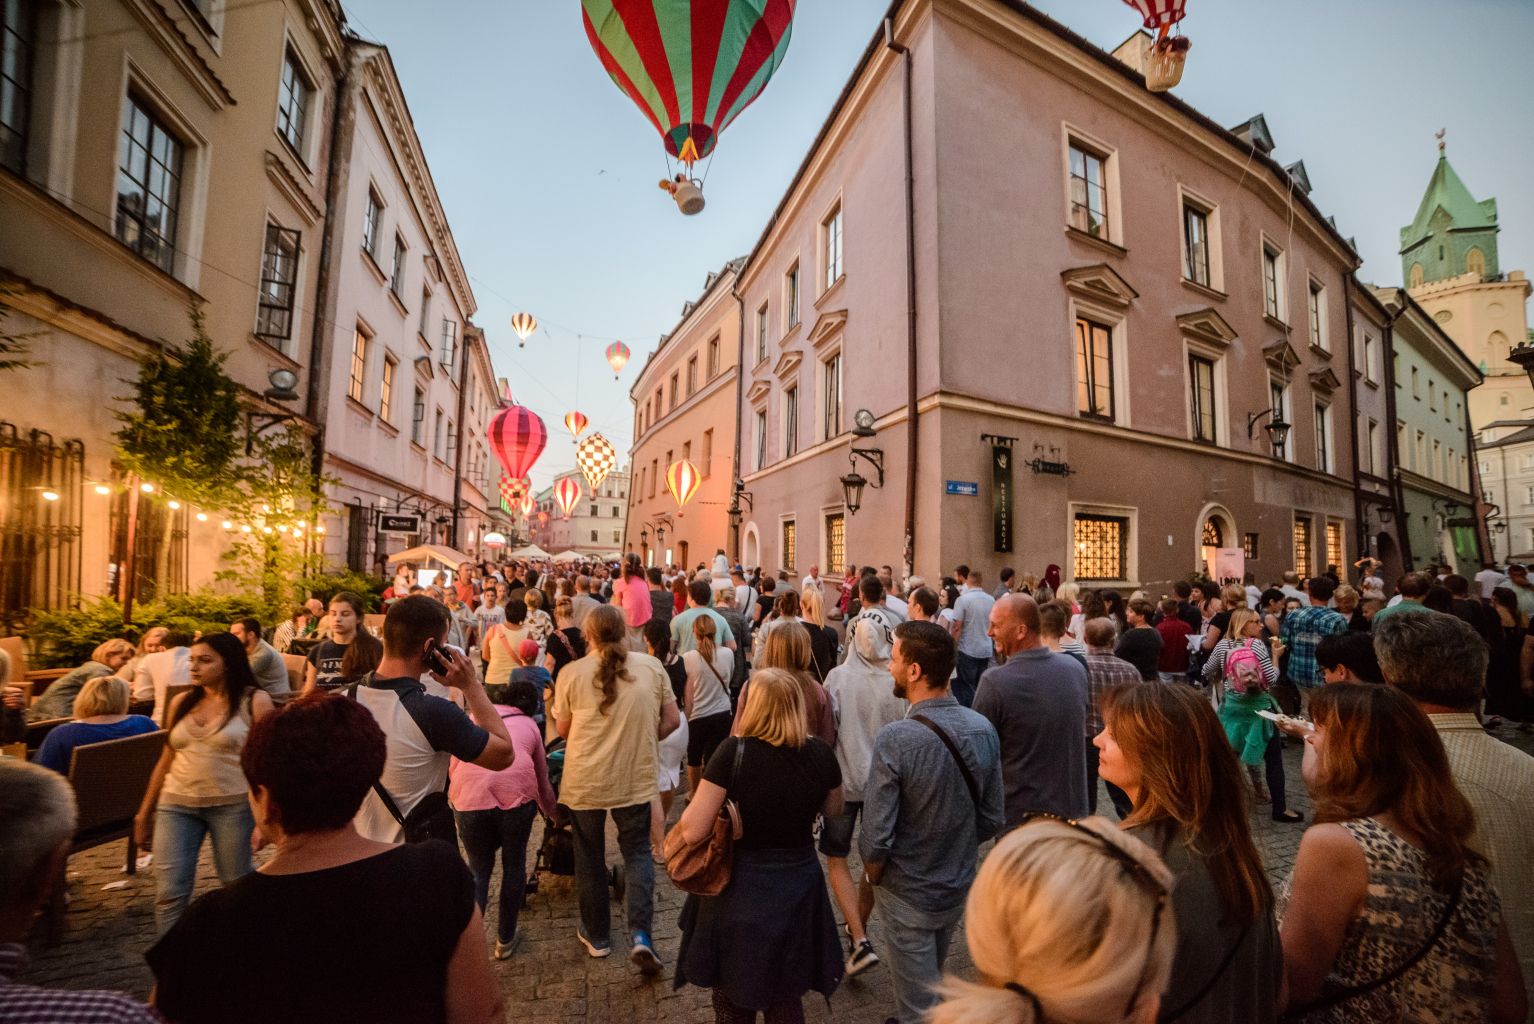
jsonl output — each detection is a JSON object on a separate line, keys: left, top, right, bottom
{"left": 932, "top": 815, "right": 1174, "bottom": 1024}
{"left": 34, "top": 674, "right": 159, "bottom": 774}
{"left": 674, "top": 668, "right": 845, "bottom": 1022}
{"left": 124, "top": 626, "right": 169, "bottom": 680}
{"left": 1095, "top": 682, "right": 1282, "bottom": 1022}
{"left": 27, "top": 638, "right": 137, "bottom": 722}
{"left": 733, "top": 621, "right": 836, "bottom": 747}
{"left": 1199, "top": 582, "right": 1249, "bottom": 655}
{"left": 798, "top": 588, "right": 839, "bottom": 683}
{"left": 1204, "top": 609, "right": 1298, "bottom": 819}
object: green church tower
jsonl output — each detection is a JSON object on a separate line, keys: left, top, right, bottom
{"left": 1400, "top": 141, "right": 1500, "bottom": 287}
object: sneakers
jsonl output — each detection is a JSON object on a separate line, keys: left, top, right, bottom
{"left": 630, "top": 930, "right": 663, "bottom": 974}
{"left": 493, "top": 933, "right": 520, "bottom": 960}
{"left": 846, "top": 937, "right": 880, "bottom": 976}
{"left": 577, "top": 927, "right": 611, "bottom": 958}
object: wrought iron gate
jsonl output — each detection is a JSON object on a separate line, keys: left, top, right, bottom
{"left": 0, "top": 422, "right": 84, "bottom": 634}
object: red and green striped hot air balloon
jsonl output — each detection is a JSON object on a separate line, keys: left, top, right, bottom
{"left": 581, "top": 0, "right": 797, "bottom": 171}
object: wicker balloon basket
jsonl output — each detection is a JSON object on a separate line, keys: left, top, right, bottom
{"left": 1145, "top": 36, "right": 1190, "bottom": 92}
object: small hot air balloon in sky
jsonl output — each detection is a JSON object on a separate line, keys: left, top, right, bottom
{"left": 665, "top": 458, "right": 701, "bottom": 516}
{"left": 554, "top": 477, "right": 583, "bottom": 519}
{"left": 519, "top": 495, "right": 535, "bottom": 517}
{"left": 575, "top": 432, "right": 618, "bottom": 492}
{"left": 486, "top": 402, "right": 547, "bottom": 480}
{"left": 1121, "top": 0, "right": 1190, "bottom": 91}
{"left": 606, "top": 341, "right": 630, "bottom": 378}
{"left": 582, "top": 0, "right": 798, "bottom": 215}
{"left": 537, "top": 510, "right": 549, "bottom": 526}
{"left": 511, "top": 312, "right": 537, "bottom": 347}
{"left": 564, "top": 411, "right": 589, "bottom": 440}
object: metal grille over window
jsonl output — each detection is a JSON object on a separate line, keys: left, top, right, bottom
{"left": 0, "top": 423, "right": 84, "bottom": 632}
{"left": 1073, "top": 514, "right": 1126, "bottom": 581}
{"left": 116, "top": 97, "right": 184, "bottom": 275}
{"left": 1076, "top": 318, "right": 1113, "bottom": 420}
{"left": 1326, "top": 522, "right": 1343, "bottom": 575}
{"left": 825, "top": 513, "right": 845, "bottom": 576}
{"left": 0, "top": 0, "right": 37, "bottom": 177}
{"left": 256, "top": 225, "right": 301, "bottom": 341}
{"left": 1293, "top": 518, "right": 1311, "bottom": 578}
{"left": 1069, "top": 145, "right": 1107, "bottom": 238}
{"left": 782, "top": 520, "right": 796, "bottom": 570}
{"left": 276, "top": 51, "right": 311, "bottom": 155}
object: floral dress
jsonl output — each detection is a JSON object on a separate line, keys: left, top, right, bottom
{"left": 1277, "top": 818, "right": 1501, "bottom": 1023}
{"left": 524, "top": 608, "right": 554, "bottom": 646}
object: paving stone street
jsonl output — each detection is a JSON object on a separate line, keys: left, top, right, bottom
{"left": 20, "top": 725, "right": 1534, "bottom": 1023}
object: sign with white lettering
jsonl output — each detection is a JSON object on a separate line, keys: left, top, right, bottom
{"left": 946, "top": 480, "right": 979, "bottom": 496}
{"left": 379, "top": 513, "right": 421, "bottom": 535}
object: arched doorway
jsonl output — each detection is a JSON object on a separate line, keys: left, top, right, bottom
{"left": 743, "top": 524, "right": 760, "bottom": 571}
{"left": 1197, "top": 505, "right": 1237, "bottom": 581}
{"left": 1376, "top": 531, "right": 1403, "bottom": 593}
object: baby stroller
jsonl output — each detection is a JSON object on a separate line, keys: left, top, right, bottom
{"left": 524, "top": 736, "right": 625, "bottom": 903}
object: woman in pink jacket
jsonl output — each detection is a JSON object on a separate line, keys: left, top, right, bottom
{"left": 610, "top": 553, "right": 652, "bottom": 651}
{"left": 449, "top": 677, "right": 557, "bottom": 959}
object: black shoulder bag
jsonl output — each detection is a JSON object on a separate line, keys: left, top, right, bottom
{"left": 912, "top": 714, "right": 981, "bottom": 826}
{"left": 347, "top": 679, "right": 459, "bottom": 846}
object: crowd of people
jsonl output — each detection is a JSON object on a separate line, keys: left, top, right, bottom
{"left": 1, "top": 550, "right": 1532, "bottom": 1024}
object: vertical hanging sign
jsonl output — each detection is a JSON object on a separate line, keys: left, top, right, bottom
{"left": 992, "top": 444, "right": 1013, "bottom": 552}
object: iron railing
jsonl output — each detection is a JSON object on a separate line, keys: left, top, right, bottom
{"left": 0, "top": 422, "right": 84, "bottom": 634}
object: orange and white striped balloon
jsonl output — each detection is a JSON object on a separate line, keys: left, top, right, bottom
{"left": 564, "top": 411, "right": 589, "bottom": 440}
{"left": 664, "top": 458, "right": 701, "bottom": 515}
{"left": 553, "top": 477, "right": 582, "bottom": 519}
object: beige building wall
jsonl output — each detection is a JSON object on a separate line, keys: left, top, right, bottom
{"left": 1410, "top": 270, "right": 1533, "bottom": 425}
{"left": 535, "top": 467, "right": 631, "bottom": 560}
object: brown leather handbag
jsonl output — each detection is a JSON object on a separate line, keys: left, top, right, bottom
{"left": 662, "top": 739, "right": 744, "bottom": 896}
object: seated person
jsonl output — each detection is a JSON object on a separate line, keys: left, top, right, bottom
{"left": 34, "top": 676, "right": 158, "bottom": 774}
{"left": 27, "top": 639, "right": 135, "bottom": 723}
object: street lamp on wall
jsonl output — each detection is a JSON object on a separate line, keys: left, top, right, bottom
{"left": 1508, "top": 344, "right": 1534, "bottom": 390}
{"left": 1246, "top": 407, "right": 1292, "bottom": 449}
{"left": 841, "top": 409, "right": 884, "bottom": 516}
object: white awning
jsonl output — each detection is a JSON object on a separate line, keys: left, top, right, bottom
{"left": 385, "top": 544, "right": 476, "bottom": 567}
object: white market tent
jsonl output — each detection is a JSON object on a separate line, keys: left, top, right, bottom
{"left": 550, "top": 550, "right": 584, "bottom": 562}
{"left": 509, "top": 544, "right": 552, "bottom": 559}
{"left": 385, "top": 544, "right": 475, "bottom": 568}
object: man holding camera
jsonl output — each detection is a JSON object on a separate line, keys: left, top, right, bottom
{"left": 352, "top": 596, "right": 515, "bottom": 844}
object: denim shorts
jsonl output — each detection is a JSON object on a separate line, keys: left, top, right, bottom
{"left": 816, "top": 800, "right": 863, "bottom": 858}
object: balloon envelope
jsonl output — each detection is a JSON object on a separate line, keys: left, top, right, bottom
{"left": 665, "top": 458, "right": 701, "bottom": 514}
{"left": 575, "top": 433, "right": 618, "bottom": 491}
{"left": 554, "top": 477, "right": 583, "bottom": 519}
{"left": 511, "top": 312, "right": 537, "bottom": 339}
{"left": 565, "top": 411, "right": 589, "bottom": 439}
{"left": 605, "top": 341, "right": 630, "bottom": 376}
{"left": 487, "top": 405, "right": 547, "bottom": 480}
{"left": 1122, "top": 0, "right": 1185, "bottom": 27}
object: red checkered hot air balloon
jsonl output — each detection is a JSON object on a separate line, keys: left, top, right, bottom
{"left": 564, "top": 411, "right": 589, "bottom": 440}
{"left": 605, "top": 341, "right": 630, "bottom": 378}
{"left": 664, "top": 458, "right": 701, "bottom": 516}
{"left": 486, "top": 402, "right": 547, "bottom": 480}
{"left": 498, "top": 473, "right": 530, "bottom": 508}
{"left": 554, "top": 477, "right": 583, "bottom": 519}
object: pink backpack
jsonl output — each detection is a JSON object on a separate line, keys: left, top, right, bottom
{"left": 1224, "top": 640, "right": 1266, "bottom": 694}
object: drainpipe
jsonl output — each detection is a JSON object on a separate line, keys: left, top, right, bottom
{"left": 1341, "top": 272, "right": 1363, "bottom": 573}
{"left": 885, "top": 16, "right": 918, "bottom": 582}
{"left": 450, "top": 325, "right": 473, "bottom": 550}
{"left": 730, "top": 276, "right": 746, "bottom": 563}
{"left": 1464, "top": 376, "right": 1488, "bottom": 565}
{"left": 1381, "top": 292, "right": 1412, "bottom": 571}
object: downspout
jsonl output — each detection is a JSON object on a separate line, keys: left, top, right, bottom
{"left": 1341, "top": 272, "right": 1363, "bottom": 572}
{"left": 450, "top": 324, "right": 473, "bottom": 550}
{"left": 1463, "top": 371, "right": 1487, "bottom": 565}
{"left": 1381, "top": 294, "right": 1412, "bottom": 572}
{"left": 885, "top": 16, "right": 918, "bottom": 581}
{"left": 730, "top": 276, "right": 746, "bottom": 562}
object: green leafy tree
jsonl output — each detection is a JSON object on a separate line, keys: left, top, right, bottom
{"left": 0, "top": 281, "right": 41, "bottom": 372}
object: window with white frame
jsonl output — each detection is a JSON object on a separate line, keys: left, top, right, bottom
{"left": 446, "top": 419, "right": 455, "bottom": 467}
{"left": 707, "top": 336, "right": 720, "bottom": 379}
{"left": 440, "top": 319, "right": 457, "bottom": 372}
{"left": 1073, "top": 512, "right": 1128, "bottom": 581}
{"left": 782, "top": 519, "right": 796, "bottom": 570}
{"left": 1068, "top": 143, "right": 1109, "bottom": 238}
{"left": 1189, "top": 354, "right": 1216, "bottom": 443}
{"left": 1308, "top": 281, "right": 1326, "bottom": 349}
{"left": 418, "top": 288, "right": 431, "bottom": 337}
{"left": 255, "top": 224, "right": 300, "bottom": 343}
{"left": 411, "top": 388, "right": 424, "bottom": 445}
{"left": 1431, "top": 438, "right": 1441, "bottom": 482}
{"left": 116, "top": 95, "right": 185, "bottom": 275}
{"left": 348, "top": 329, "right": 368, "bottom": 403}
{"left": 1183, "top": 205, "right": 1209, "bottom": 286}
{"left": 756, "top": 304, "right": 768, "bottom": 363}
{"left": 1262, "top": 244, "right": 1282, "bottom": 320}
{"left": 822, "top": 352, "right": 842, "bottom": 440}
{"left": 1314, "top": 402, "right": 1331, "bottom": 473}
{"left": 702, "top": 429, "right": 713, "bottom": 477}
{"left": 784, "top": 385, "right": 799, "bottom": 457}
{"left": 755, "top": 409, "right": 767, "bottom": 470}
{"left": 1363, "top": 333, "right": 1379, "bottom": 383}
{"left": 669, "top": 373, "right": 679, "bottom": 411}
{"left": 276, "top": 49, "right": 312, "bottom": 157}
{"left": 1415, "top": 430, "right": 1426, "bottom": 473}
{"left": 786, "top": 262, "right": 800, "bottom": 329}
{"left": 1367, "top": 419, "right": 1379, "bottom": 476}
{"left": 687, "top": 355, "right": 697, "bottom": 397}
{"left": 823, "top": 203, "right": 842, "bottom": 290}
{"left": 1076, "top": 317, "right": 1114, "bottom": 421}
{"left": 433, "top": 409, "right": 443, "bottom": 459}
{"left": 363, "top": 191, "right": 381, "bottom": 260}
{"left": 380, "top": 356, "right": 396, "bottom": 421}
{"left": 389, "top": 234, "right": 406, "bottom": 296}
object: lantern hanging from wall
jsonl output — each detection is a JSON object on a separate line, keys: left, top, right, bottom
{"left": 665, "top": 458, "right": 701, "bottom": 516}
{"left": 519, "top": 494, "right": 536, "bottom": 518}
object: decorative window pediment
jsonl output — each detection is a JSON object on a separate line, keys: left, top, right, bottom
{"left": 1176, "top": 307, "right": 1238, "bottom": 349}
{"left": 1309, "top": 367, "right": 1342, "bottom": 394}
{"left": 773, "top": 351, "right": 803, "bottom": 379}
{"left": 1263, "top": 340, "right": 1301, "bottom": 373}
{"left": 1061, "top": 263, "right": 1138, "bottom": 309}
{"left": 807, "top": 308, "right": 848, "bottom": 349}
{"left": 747, "top": 379, "right": 772, "bottom": 404}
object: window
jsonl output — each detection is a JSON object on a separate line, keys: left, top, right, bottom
{"left": 823, "top": 352, "right": 842, "bottom": 439}
{"left": 1325, "top": 522, "right": 1344, "bottom": 574}
{"left": 682, "top": 441, "right": 691, "bottom": 464}
{"left": 411, "top": 388, "right": 424, "bottom": 445}
{"left": 1411, "top": 366, "right": 1419, "bottom": 398}
{"left": 786, "top": 263, "right": 800, "bottom": 329}
{"left": 1293, "top": 517, "right": 1312, "bottom": 577}
{"left": 1432, "top": 439, "right": 1441, "bottom": 482}
{"left": 1073, "top": 513, "right": 1127, "bottom": 581}
{"left": 1243, "top": 533, "right": 1259, "bottom": 559}
{"left": 702, "top": 429, "right": 713, "bottom": 477}
{"left": 1308, "top": 282, "right": 1325, "bottom": 349}
{"left": 445, "top": 419, "right": 455, "bottom": 467}
{"left": 654, "top": 388, "right": 663, "bottom": 423}
{"left": 591, "top": 530, "right": 598, "bottom": 543}
{"left": 637, "top": 467, "right": 645, "bottom": 500}
{"left": 1486, "top": 488, "right": 1496, "bottom": 506}
{"left": 686, "top": 355, "right": 697, "bottom": 397}
{"left": 755, "top": 410, "right": 767, "bottom": 470}
{"left": 668, "top": 374, "right": 679, "bottom": 411}
{"left": 784, "top": 386, "right": 799, "bottom": 457}
{"left": 1363, "top": 334, "right": 1379, "bottom": 383}
{"left": 782, "top": 520, "right": 796, "bottom": 570}
{"left": 440, "top": 319, "right": 457, "bottom": 372}
{"left": 611, "top": 507, "right": 619, "bottom": 518}
{"left": 613, "top": 530, "right": 621, "bottom": 544}
{"left": 589, "top": 504, "right": 598, "bottom": 517}
{"left": 707, "top": 337, "right": 720, "bottom": 379}
{"left": 1270, "top": 380, "right": 1289, "bottom": 460}
{"left": 1410, "top": 263, "right": 1424, "bottom": 288}
{"left": 380, "top": 356, "right": 396, "bottom": 421}
{"left": 348, "top": 329, "right": 368, "bottom": 403}
{"left": 1314, "top": 403, "right": 1331, "bottom": 473}
{"left": 255, "top": 225, "right": 300, "bottom": 341}
{"left": 1467, "top": 248, "right": 1486, "bottom": 278}
{"left": 826, "top": 513, "right": 845, "bottom": 576}
{"left": 1076, "top": 318, "right": 1114, "bottom": 420}
{"left": 116, "top": 96, "right": 184, "bottom": 274}
{"left": 1527, "top": 487, "right": 1534, "bottom": 507}
{"left": 823, "top": 204, "right": 843, "bottom": 289}
{"left": 1, "top": 0, "right": 36, "bottom": 176}
{"left": 1189, "top": 354, "right": 1216, "bottom": 442}
{"left": 1415, "top": 430, "right": 1426, "bottom": 473}
{"left": 363, "top": 191, "right": 381, "bottom": 259}
{"left": 433, "top": 409, "right": 443, "bottom": 459}
{"left": 1366, "top": 419, "right": 1379, "bottom": 476}
{"left": 419, "top": 288, "right": 432, "bottom": 337}
{"left": 1429, "top": 381, "right": 1436, "bottom": 412}
{"left": 276, "top": 50, "right": 311, "bottom": 155}
{"left": 1068, "top": 144, "right": 1108, "bottom": 238}
{"left": 1262, "top": 245, "right": 1281, "bottom": 319}
{"left": 389, "top": 235, "right": 407, "bottom": 297}
{"left": 756, "top": 304, "right": 768, "bottom": 363}
{"left": 649, "top": 459, "right": 657, "bottom": 498}
{"left": 1183, "top": 205, "right": 1209, "bottom": 286}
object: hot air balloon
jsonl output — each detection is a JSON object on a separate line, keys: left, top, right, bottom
{"left": 483, "top": 532, "right": 507, "bottom": 549}
{"left": 605, "top": 341, "right": 629, "bottom": 378}
{"left": 582, "top": 0, "right": 797, "bottom": 214}
{"left": 664, "top": 458, "right": 701, "bottom": 516}
{"left": 519, "top": 495, "right": 535, "bottom": 518}
{"left": 554, "top": 477, "right": 583, "bottom": 519}
{"left": 575, "top": 432, "right": 618, "bottom": 491}
{"left": 537, "top": 511, "right": 549, "bottom": 526}
{"left": 1121, "top": 0, "right": 1190, "bottom": 91}
{"left": 486, "top": 404, "right": 547, "bottom": 481}
{"left": 511, "top": 312, "right": 537, "bottom": 347}
{"left": 564, "top": 411, "right": 589, "bottom": 440}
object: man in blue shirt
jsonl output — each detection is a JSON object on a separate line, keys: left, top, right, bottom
{"left": 947, "top": 570, "right": 996, "bottom": 707}
{"left": 860, "top": 621, "right": 1004, "bottom": 1024}
{"left": 1278, "top": 576, "right": 1348, "bottom": 720}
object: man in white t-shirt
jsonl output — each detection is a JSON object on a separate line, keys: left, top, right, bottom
{"left": 1476, "top": 561, "right": 1508, "bottom": 600}
{"left": 731, "top": 568, "right": 758, "bottom": 625}
{"left": 132, "top": 634, "right": 193, "bottom": 725}
{"left": 802, "top": 565, "right": 824, "bottom": 594}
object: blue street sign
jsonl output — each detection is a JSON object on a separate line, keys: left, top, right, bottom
{"left": 946, "top": 480, "right": 979, "bottom": 496}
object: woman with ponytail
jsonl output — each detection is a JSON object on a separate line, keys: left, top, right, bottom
{"left": 551, "top": 604, "right": 681, "bottom": 970}
{"left": 681, "top": 612, "right": 735, "bottom": 793}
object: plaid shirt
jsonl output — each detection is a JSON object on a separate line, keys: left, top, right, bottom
{"left": 1084, "top": 648, "right": 1141, "bottom": 737}
{"left": 0, "top": 944, "right": 162, "bottom": 1023}
{"left": 1278, "top": 604, "right": 1347, "bottom": 687}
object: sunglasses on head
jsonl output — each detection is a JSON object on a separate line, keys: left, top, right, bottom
{"left": 1017, "top": 813, "right": 1169, "bottom": 1017}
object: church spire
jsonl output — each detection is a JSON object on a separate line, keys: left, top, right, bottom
{"left": 1400, "top": 138, "right": 1498, "bottom": 287}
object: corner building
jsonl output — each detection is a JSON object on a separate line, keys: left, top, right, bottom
{"left": 731, "top": 0, "right": 1361, "bottom": 592}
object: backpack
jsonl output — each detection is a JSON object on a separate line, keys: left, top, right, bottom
{"left": 1224, "top": 640, "right": 1266, "bottom": 694}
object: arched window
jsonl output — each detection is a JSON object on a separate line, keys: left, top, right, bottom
{"left": 1467, "top": 248, "right": 1486, "bottom": 278}
{"left": 1490, "top": 330, "right": 1508, "bottom": 357}
{"left": 1410, "top": 263, "right": 1424, "bottom": 287}
{"left": 1202, "top": 518, "right": 1223, "bottom": 547}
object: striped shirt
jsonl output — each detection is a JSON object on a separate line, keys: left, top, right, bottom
{"left": 0, "top": 943, "right": 161, "bottom": 1023}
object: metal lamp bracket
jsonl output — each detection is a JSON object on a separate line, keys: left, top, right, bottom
{"left": 850, "top": 447, "right": 884, "bottom": 487}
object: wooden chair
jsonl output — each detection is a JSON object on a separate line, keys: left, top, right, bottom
{"left": 0, "top": 635, "right": 70, "bottom": 693}
{"left": 363, "top": 614, "right": 386, "bottom": 634}
{"left": 45, "top": 729, "right": 165, "bottom": 943}
{"left": 24, "top": 717, "right": 72, "bottom": 752}
{"left": 126, "top": 698, "right": 155, "bottom": 717}
{"left": 282, "top": 654, "right": 308, "bottom": 693}
{"left": 163, "top": 683, "right": 196, "bottom": 716}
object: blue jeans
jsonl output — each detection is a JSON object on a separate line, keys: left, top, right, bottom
{"left": 154, "top": 800, "right": 255, "bottom": 935}
{"left": 952, "top": 652, "right": 989, "bottom": 708}
{"left": 567, "top": 803, "right": 654, "bottom": 947}
{"left": 875, "top": 887, "right": 967, "bottom": 1024}
{"left": 455, "top": 802, "right": 538, "bottom": 943}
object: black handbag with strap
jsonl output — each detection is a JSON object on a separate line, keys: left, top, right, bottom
{"left": 911, "top": 714, "right": 981, "bottom": 825}
{"left": 346, "top": 678, "right": 458, "bottom": 846}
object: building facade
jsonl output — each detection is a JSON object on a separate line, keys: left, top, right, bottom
{"left": 625, "top": 260, "right": 743, "bottom": 570}
{"left": 721, "top": 0, "right": 1361, "bottom": 593}
{"left": 534, "top": 466, "right": 630, "bottom": 560}
{"left": 1349, "top": 281, "right": 1407, "bottom": 585}
{"left": 1476, "top": 421, "right": 1534, "bottom": 563}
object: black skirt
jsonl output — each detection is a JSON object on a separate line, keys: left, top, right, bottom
{"left": 674, "top": 845, "right": 844, "bottom": 1009}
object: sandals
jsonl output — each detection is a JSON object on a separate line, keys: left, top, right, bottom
{"left": 1272, "top": 810, "right": 1304, "bottom": 823}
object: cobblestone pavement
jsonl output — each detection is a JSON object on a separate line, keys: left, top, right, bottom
{"left": 20, "top": 725, "right": 1534, "bottom": 1023}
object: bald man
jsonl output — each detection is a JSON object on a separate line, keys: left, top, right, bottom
{"left": 971, "top": 593, "right": 1091, "bottom": 823}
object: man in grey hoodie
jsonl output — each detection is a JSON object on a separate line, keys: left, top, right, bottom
{"left": 821, "top": 600, "right": 907, "bottom": 976}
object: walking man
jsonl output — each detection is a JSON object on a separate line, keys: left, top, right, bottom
{"left": 1083, "top": 618, "right": 1137, "bottom": 818}
{"left": 861, "top": 621, "right": 1004, "bottom": 1024}
{"left": 1278, "top": 576, "right": 1347, "bottom": 719}
{"left": 947, "top": 571, "right": 995, "bottom": 708}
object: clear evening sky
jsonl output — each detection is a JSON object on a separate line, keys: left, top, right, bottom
{"left": 338, "top": 0, "right": 1534, "bottom": 492}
